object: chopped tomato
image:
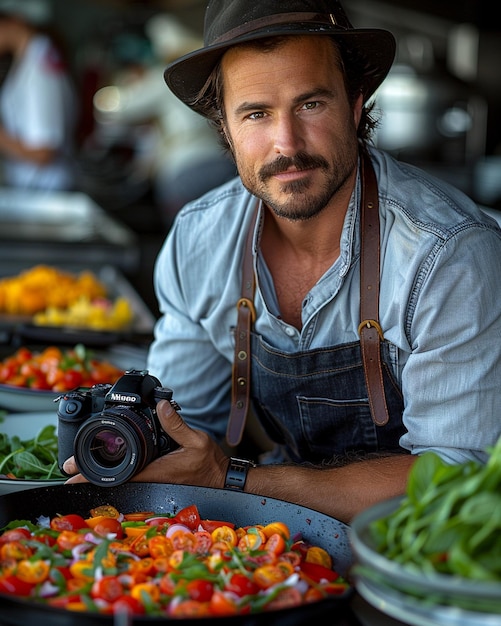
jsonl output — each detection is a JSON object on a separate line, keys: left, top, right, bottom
{"left": 210, "top": 525, "right": 237, "bottom": 547}
{"left": 123, "top": 512, "right": 154, "bottom": 522}
{"left": 0, "top": 528, "right": 31, "bottom": 544}
{"left": 91, "top": 575, "right": 124, "bottom": 602}
{"left": 169, "top": 599, "right": 212, "bottom": 617}
{"left": 0, "top": 574, "right": 34, "bottom": 596}
{"left": 264, "top": 587, "right": 303, "bottom": 610}
{"left": 253, "top": 564, "right": 290, "bottom": 589}
{"left": 90, "top": 505, "right": 121, "bottom": 519}
{"left": 278, "top": 551, "right": 302, "bottom": 568}
{"left": 69, "top": 560, "right": 94, "bottom": 582}
{"left": 199, "top": 519, "right": 235, "bottom": 533}
{"left": 238, "top": 527, "right": 266, "bottom": 551}
{"left": 16, "top": 559, "right": 51, "bottom": 584}
{"left": 209, "top": 590, "right": 239, "bottom": 616}
{"left": 90, "top": 517, "right": 123, "bottom": 539}
{"left": 148, "top": 535, "right": 173, "bottom": 559}
{"left": 50, "top": 514, "right": 89, "bottom": 532}
{"left": 193, "top": 530, "right": 213, "bottom": 554}
{"left": 226, "top": 572, "right": 259, "bottom": 597}
{"left": 169, "top": 530, "right": 197, "bottom": 553}
{"left": 262, "top": 521, "right": 290, "bottom": 540}
{"left": 186, "top": 579, "right": 214, "bottom": 602}
{"left": 56, "top": 530, "right": 87, "bottom": 552}
{"left": 171, "top": 505, "right": 201, "bottom": 530}
{"left": 112, "top": 595, "right": 145, "bottom": 616}
{"left": 264, "top": 532, "right": 286, "bottom": 555}
{"left": 47, "top": 594, "right": 84, "bottom": 609}
{"left": 130, "top": 581, "right": 160, "bottom": 603}
{"left": 123, "top": 525, "right": 149, "bottom": 539}
{"left": 0, "top": 540, "right": 32, "bottom": 560}
{"left": 301, "top": 560, "right": 339, "bottom": 583}
{"left": 305, "top": 545, "right": 332, "bottom": 569}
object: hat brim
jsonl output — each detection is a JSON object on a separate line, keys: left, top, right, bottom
{"left": 164, "top": 23, "right": 395, "bottom": 116}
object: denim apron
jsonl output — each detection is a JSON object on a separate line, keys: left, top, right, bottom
{"left": 249, "top": 334, "right": 405, "bottom": 464}
{"left": 228, "top": 153, "right": 406, "bottom": 464}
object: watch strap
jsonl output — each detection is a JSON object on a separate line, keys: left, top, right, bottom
{"left": 224, "top": 457, "right": 256, "bottom": 491}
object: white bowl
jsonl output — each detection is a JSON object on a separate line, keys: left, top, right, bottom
{"left": 350, "top": 496, "right": 501, "bottom": 623}
{"left": 0, "top": 411, "right": 64, "bottom": 494}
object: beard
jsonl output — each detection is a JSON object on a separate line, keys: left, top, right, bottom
{"left": 236, "top": 143, "right": 358, "bottom": 221}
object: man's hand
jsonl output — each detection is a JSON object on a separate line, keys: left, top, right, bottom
{"left": 63, "top": 400, "right": 230, "bottom": 488}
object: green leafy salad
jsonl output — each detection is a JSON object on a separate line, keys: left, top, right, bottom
{"left": 369, "top": 439, "right": 501, "bottom": 581}
{"left": 0, "top": 414, "right": 64, "bottom": 480}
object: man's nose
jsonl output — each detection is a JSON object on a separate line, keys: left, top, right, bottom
{"left": 272, "top": 114, "right": 305, "bottom": 157}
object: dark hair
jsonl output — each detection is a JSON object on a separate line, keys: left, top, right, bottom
{"left": 191, "top": 35, "right": 379, "bottom": 152}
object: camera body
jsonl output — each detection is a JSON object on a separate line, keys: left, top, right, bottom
{"left": 57, "top": 369, "right": 179, "bottom": 486}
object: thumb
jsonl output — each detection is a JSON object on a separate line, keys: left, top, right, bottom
{"left": 156, "top": 399, "right": 195, "bottom": 447}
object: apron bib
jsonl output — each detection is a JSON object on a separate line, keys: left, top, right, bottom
{"left": 250, "top": 333, "right": 405, "bottom": 464}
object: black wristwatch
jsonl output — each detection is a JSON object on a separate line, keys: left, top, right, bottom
{"left": 224, "top": 457, "right": 256, "bottom": 491}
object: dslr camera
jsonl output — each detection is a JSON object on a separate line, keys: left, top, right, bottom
{"left": 57, "top": 369, "right": 179, "bottom": 486}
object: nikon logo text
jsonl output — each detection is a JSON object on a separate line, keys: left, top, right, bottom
{"left": 110, "top": 393, "right": 137, "bottom": 402}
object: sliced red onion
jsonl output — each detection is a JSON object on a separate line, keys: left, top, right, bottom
{"left": 167, "top": 596, "right": 182, "bottom": 614}
{"left": 93, "top": 598, "right": 109, "bottom": 610}
{"left": 71, "top": 543, "right": 92, "bottom": 560}
{"left": 38, "top": 581, "right": 59, "bottom": 597}
{"left": 165, "top": 523, "right": 191, "bottom": 537}
{"left": 262, "top": 573, "right": 302, "bottom": 596}
{"left": 145, "top": 516, "right": 171, "bottom": 525}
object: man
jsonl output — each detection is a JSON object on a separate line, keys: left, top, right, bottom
{"left": 65, "top": 0, "right": 501, "bottom": 524}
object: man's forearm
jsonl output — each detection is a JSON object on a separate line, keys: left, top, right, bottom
{"left": 244, "top": 454, "right": 416, "bottom": 524}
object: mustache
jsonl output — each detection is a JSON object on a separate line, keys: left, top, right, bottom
{"left": 259, "top": 152, "right": 329, "bottom": 181}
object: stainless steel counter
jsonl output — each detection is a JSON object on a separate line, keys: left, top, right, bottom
{"left": 0, "top": 187, "right": 140, "bottom": 273}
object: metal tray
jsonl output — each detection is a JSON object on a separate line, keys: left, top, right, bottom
{"left": 0, "top": 265, "right": 156, "bottom": 347}
{"left": 0, "top": 343, "right": 148, "bottom": 411}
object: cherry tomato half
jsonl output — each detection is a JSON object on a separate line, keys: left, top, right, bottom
{"left": 50, "top": 514, "right": 89, "bottom": 532}
{"left": 186, "top": 579, "right": 214, "bottom": 602}
{"left": 226, "top": 572, "right": 259, "bottom": 597}
{"left": 0, "top": 528, "right": 31, "bottom": 544}
{"left": 92, "top": 518, "right": 123, "bottom": 539}
{"left": 91, "top": 575, "right": 124, "bottom": 603}
{"left": 0, "top": 575, "right": 34, "bottom": 596}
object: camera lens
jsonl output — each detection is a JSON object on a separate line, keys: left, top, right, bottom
{"left": 73, "top": 407, "right": 159, "bottom": 486}
{"left": 89, "top": 430, "right": 127, "bottom": 466}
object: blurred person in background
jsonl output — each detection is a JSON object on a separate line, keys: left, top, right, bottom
{"left": 0, "top": 11, "right": 78, "bottom": 190}
{"left": 91, "top": 13, "right": 236, "bottom": 227}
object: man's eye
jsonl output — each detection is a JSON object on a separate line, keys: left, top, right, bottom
{"left": 303, "top": 101, "right": 319, "bottom": 111}
{"left": 248, "top": 111, "right": 265, "bottom": 120}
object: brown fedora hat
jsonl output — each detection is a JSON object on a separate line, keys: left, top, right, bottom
{"left": 164, "top": 0, "right": 395, "bottom": 116}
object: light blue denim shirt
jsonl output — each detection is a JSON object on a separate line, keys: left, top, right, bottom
{"left": 147, "top": 147, "right": 501, "bottom": 464}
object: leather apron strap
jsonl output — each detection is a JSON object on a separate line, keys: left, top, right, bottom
{"left": 358, "top": 152, "right": 389, "bottom": 426}
{"left": 226, "top": 152, "right": 388, "bottom": 446}
{"left": 226, "top": 205, "right": 259, "bottom": 447}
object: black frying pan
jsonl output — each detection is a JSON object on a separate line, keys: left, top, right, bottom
{"left": 0, "top": 483, "right": 357, "bottom": 626}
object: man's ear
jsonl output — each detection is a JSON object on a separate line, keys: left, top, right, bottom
{"left": 353, "top": 92, "right": 364, "bottom": 128}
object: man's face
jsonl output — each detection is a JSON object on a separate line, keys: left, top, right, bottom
{"left": 221, "top": 35, "right": 363, "bottom": 221}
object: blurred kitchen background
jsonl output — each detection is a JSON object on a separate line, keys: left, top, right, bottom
{"left": 0, "top": 0, "right": 500, "bottom": 324}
